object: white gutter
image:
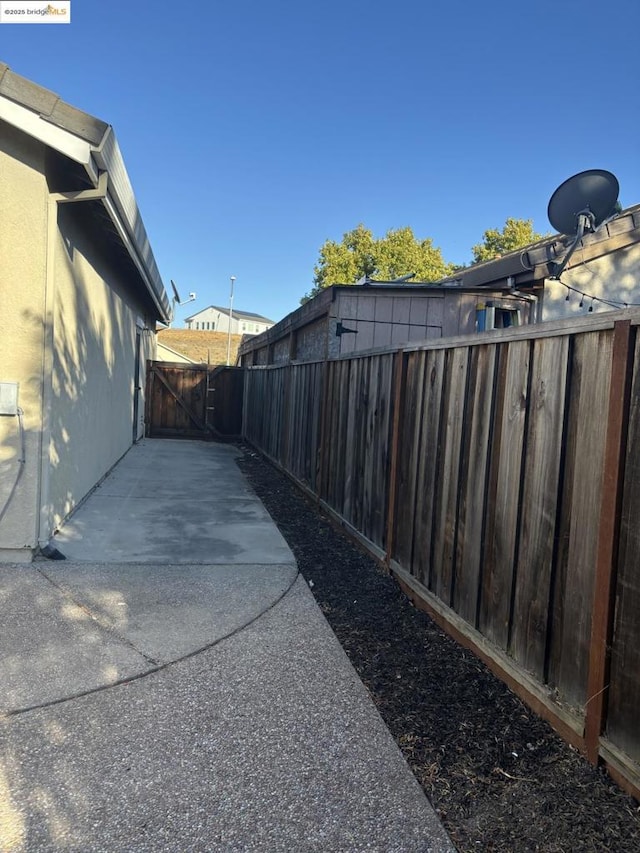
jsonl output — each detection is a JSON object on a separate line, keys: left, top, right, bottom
{"left": 92, "top": 127, "right": 170, "bottom": 323}
{"left": 0, "top": 95, "right": 98, "bottom": 179}
{"left": 0, "top": 94, "right": 170, "bottom": 324}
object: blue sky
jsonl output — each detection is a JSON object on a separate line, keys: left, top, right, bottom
{"left": 2, "top": 0, "right": 639, "bottom": 326}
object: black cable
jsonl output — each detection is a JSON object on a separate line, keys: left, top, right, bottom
{"left": 557, "top": 277, "right": 640, "bottom": 310}
{"left": 0, "top": 407, "right": 26, "bottom": 525}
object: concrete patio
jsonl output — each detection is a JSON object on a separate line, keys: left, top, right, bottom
{"left": 0, "top": 439, "right": 454, "bottom": 852}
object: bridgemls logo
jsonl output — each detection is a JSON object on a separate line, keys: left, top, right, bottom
{"left": 0, "top": 1, "right": 71, "bottom": 23}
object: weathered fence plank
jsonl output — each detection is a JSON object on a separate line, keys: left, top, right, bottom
{"left": 606, "top": 327, "right": 640, "bottom": 763}
{"left": 394, "top": 351, "right": 426, "bottom": 571}
{"left": 548, "top": 330, "right": 612, "bottom": 709}
{"left": 243, "top": 311, "right": 640, "bottom": 798}
{"left": 479, "top": 340, "right": 530, "bottom": 648}
{"left": 454, "top": 344, "right": 496, "bottom": 626}
{"left": 413, "top": 349, "right": 446, "bottom": 588}
{"left": 368, "top": 354, "right": 394, "bottom": 549}
{"left": 510, "top": 336, "right": 569, "bottom": 679}
{"left": 431, "top": 347, "right": 469, "bottom": 606}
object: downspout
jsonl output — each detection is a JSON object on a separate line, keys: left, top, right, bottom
{"left": 37, "top": 171, "right": 109, "bottom": 552}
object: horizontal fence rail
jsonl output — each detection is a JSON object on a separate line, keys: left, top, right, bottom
{"left": 242, "top": 313, "right": 640, "bottom": 798}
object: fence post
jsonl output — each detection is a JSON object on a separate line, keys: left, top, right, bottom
{"left": 585, "top": 319, "right": 634, "bottom": 764}
{"left": 385, "top": 349, "right": 407, "bottom": 570}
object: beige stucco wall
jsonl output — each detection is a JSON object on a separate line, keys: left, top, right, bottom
{"left": 0, "top": 123, "right": 47, "bottom": 558}
{"left": 46, "top": 202, "right": 157, "bottom": 535}
{"left": 542, "top": 242, "right": 640, "bottom": 321}
{"left": 0, "top": 120, "right": 160, "bottom": 557}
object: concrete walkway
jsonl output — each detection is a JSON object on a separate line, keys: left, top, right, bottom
{"left": 0, "top": 439, "right": 454, "bottom": 852}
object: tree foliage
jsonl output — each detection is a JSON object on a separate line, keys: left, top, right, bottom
{"left": 304, "top": 224, "right": 454, "bottom": 302}
{"left": 471, "top": 218, "right": 548, "bottom": 264}
{"left": 303, "top": 217, "right": 549, "bottom": 304}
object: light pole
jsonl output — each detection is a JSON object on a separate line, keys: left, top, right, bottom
{"left": 226, "top": 275, "right": 236, "bottom": 366}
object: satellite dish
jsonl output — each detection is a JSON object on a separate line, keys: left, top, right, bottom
{"left": 547, "top": 170, "right": 620, "bottom": 278}
{"left": 548, "top": 169, "right": 619, "bottom": 236}
{"left": 171, "top": 279, "right": 182, "bottom": 304}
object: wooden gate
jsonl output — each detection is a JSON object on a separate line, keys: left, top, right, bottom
{"left": 145, "top": 361, "right": 244, "bottom": 439}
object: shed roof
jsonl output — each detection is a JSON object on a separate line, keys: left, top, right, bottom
{"left": 0, "top": 63, "right": 170, "bottom": 324}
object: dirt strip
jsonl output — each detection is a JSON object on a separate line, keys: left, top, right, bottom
{"left": 236, "top": 446, "right": 640, "bottom": 853}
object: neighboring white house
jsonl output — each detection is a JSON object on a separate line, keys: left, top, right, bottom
{"left": 185, "top": 305, "right": 274, "bottom": 335}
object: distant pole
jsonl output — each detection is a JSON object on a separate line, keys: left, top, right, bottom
{"left": 226, "top": 276, "right": 236, "bottom": 366}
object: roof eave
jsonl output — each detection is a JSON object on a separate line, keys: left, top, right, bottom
{"left": 439, "top": 206, "right": 640, "bottom": 289}
{"left": 0, "top": 67, "right": 171, "bottom": 324}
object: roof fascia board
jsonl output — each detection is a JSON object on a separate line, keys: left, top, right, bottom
{"left": 0, "top": 96, "right": 98, "bottom": 180}
{"left": 93, "top": 128, "right": 171, "bottom": 323}
{"left": 442, "top": 208, "right": 640, "bottom": 289}
{"left": 0, "top": 91, "right": 170, "bottom": 324}
{"left": 101, "top": 194, "right": 169, "bottom": 323}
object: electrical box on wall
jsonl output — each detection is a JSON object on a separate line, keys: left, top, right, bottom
{"left": 0, "top": 382, "right": 19, "bottom": 416}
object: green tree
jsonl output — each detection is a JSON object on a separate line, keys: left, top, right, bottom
{"left": 471, "top": 218, "right": 548, "bottom": 264}
{"left": 304, "top": 224, "right": 454, "bottom": 302}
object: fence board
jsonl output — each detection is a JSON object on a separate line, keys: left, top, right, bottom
{"left": 368, "top": 353, "right": 394, "bottom": 548}
{"left": 343, "top": 358, "right": 361, "bottom": 524}
{"left": 479, "top": 340, "right": 530, "bottom": 648}
{"left": 336, "top": 359, "right": 351, "bottom": 516}
{"left": 243, "top": 310, "right": 640, "bottom": 798}
{"left": 510, "top": 336, "right": 569, "bottom": 678}
{"left": 327, "top": 360, "right": 340, "bottom": 510}
{"left": 413, "top": 349, "right": 446, "bottom": 587}
{"left": 394, "top": 352, "right": 426, "bottom": 570}
{"left": 548, "top": 330, "right": 612, "bottom": 709}
{"left": 607, "top": 333, "right": 640, "bottom": 762}
{"left": 454, "top": 344, "right": 496, "bottom": 625}
{"left": 353, "top": 357, "right": 370, "bottom": 534}
{"left": 304, "top": 363, "right": 323, "bottom": 489}
{"left": 431, "top": 347, "right": 469, "bottom": 606}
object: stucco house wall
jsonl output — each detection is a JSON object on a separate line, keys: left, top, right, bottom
{"left": 46, "top": 202, "right": 157, "bottom": 533}
{"left": 0, "top": 65, "right": 170, "bottom": 561}
{"left": 542, "top": 241, "right": 640, "bottom": 320}
{"left": 0, "top": 124, "right": 48, "bottom": 555}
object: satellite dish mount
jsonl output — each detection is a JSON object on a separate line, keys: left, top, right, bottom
{"left": 169, "top": 280, "right": 196, "bottom": 327}
{"left": 547, "top": 169, "right": 620, "bottom": 279}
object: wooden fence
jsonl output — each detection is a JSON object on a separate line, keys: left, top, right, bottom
{"left": 146, "top": 362, "right": 244, "bottom": 439}
{"left": 243, "top": 311, "right": 640, "bottom": 798}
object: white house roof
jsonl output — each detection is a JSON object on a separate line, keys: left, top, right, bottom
{"left": 0, "top": 63, "right": 171, "bottom": 324}
{"left": 185, "top": 305, "right": 274, "bottom": 324}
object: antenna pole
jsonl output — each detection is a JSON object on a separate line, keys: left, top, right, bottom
{"left": 549, "top": 211, "right": 591, "bottom": 279}
{"left": 226, "top": 276, "right": 236, "bottom": 366}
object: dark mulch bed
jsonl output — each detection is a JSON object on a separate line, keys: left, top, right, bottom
{"left": 236, "top": 445, "right": 640, "bottom": 853}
